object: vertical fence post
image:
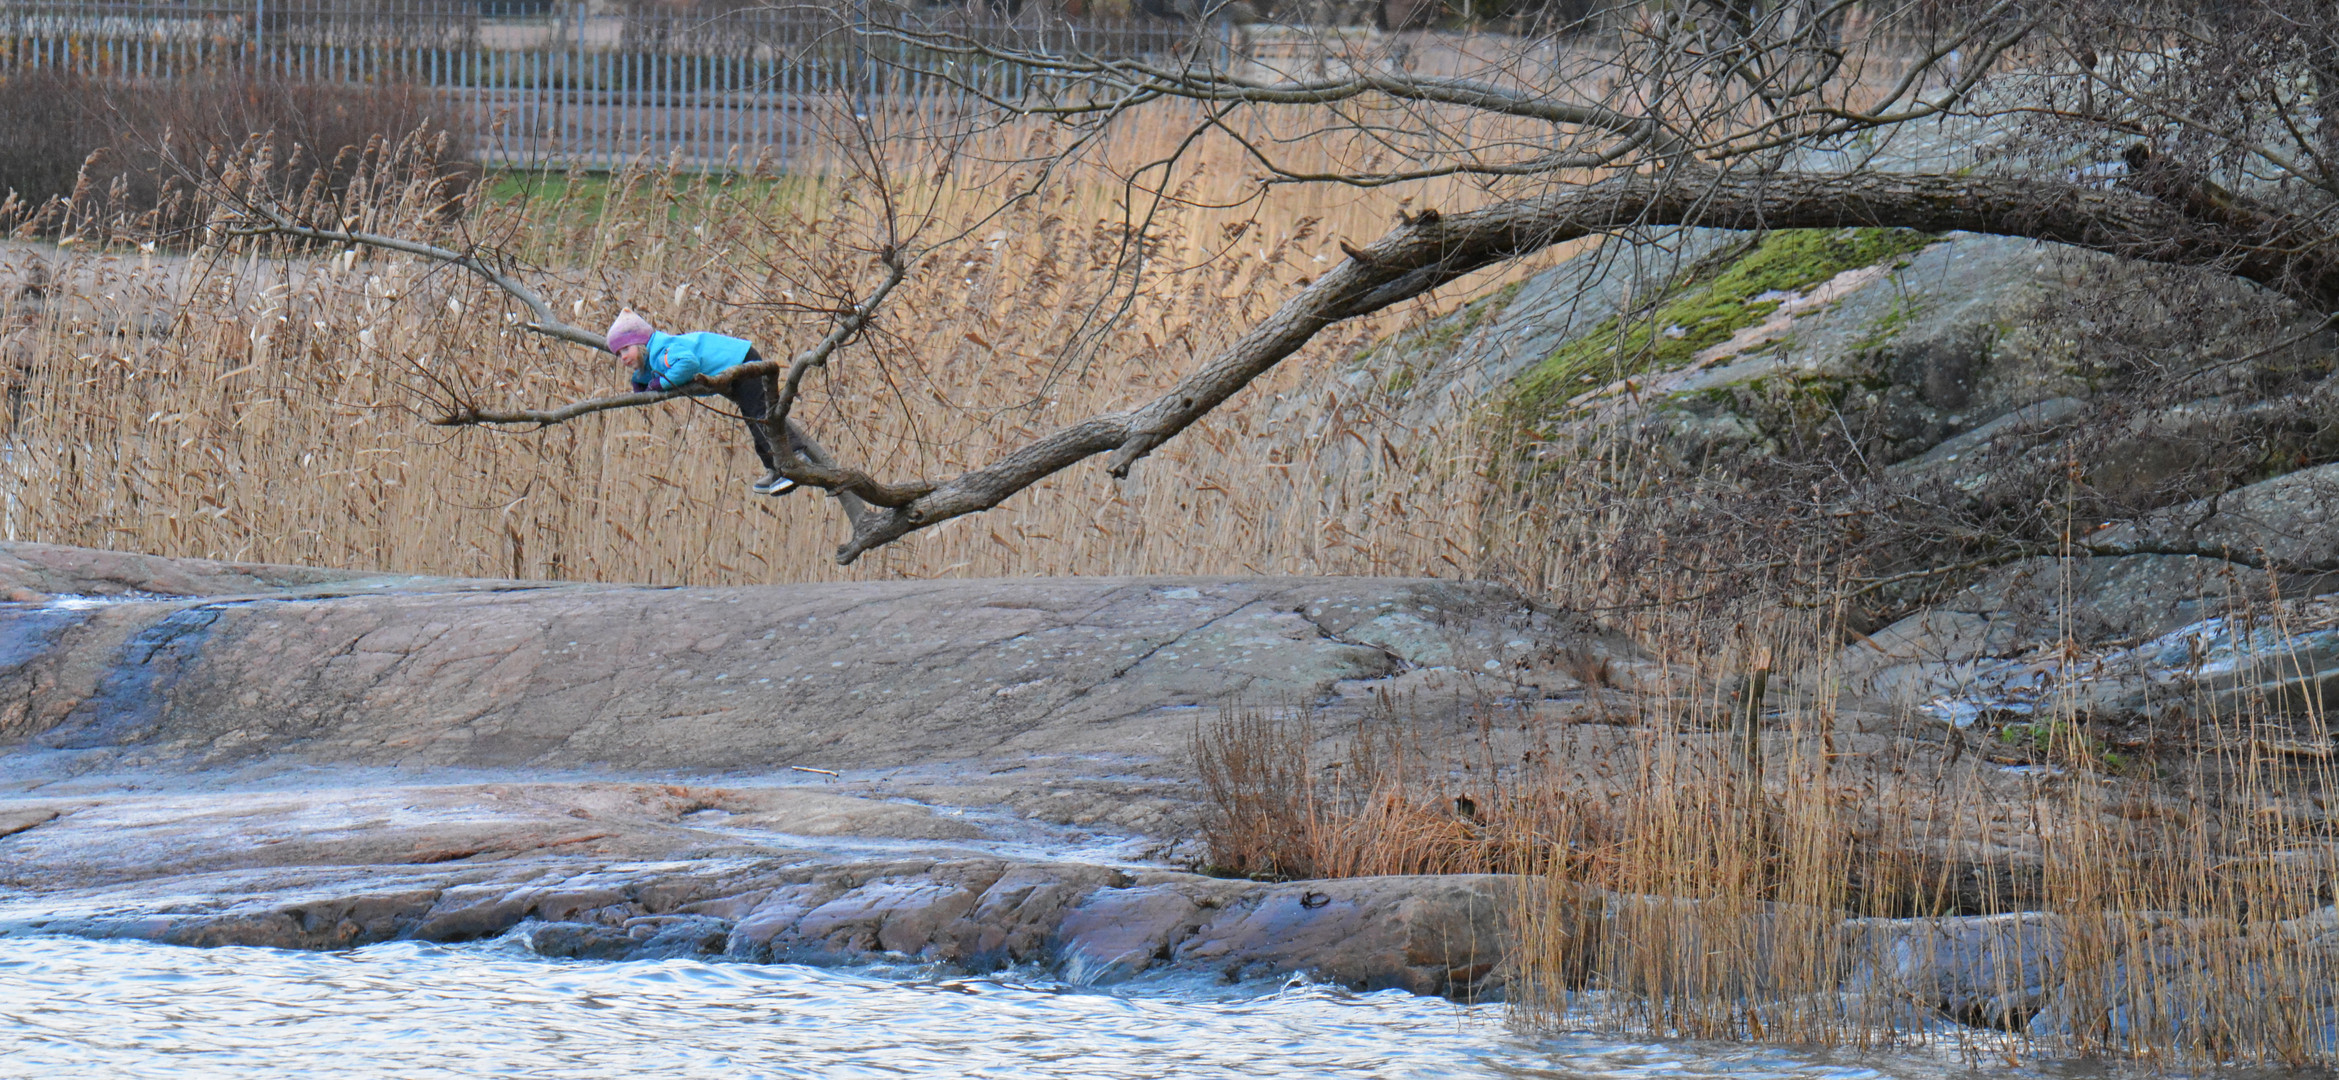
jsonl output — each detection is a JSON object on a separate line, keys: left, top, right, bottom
{"left": 572, "top": 0, "right": 584, "bottom": 173}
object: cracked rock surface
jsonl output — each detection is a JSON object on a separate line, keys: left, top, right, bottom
{"left": 0, "top": 542, "right": 1640, "bottom": 995}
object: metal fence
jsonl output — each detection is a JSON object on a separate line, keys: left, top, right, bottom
{"left": 0, "top": 0, "right": 1207, "bottom": 169}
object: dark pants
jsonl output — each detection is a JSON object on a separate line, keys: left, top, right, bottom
{"left": 724, "top": 348, "right": 787, "bottom": 472}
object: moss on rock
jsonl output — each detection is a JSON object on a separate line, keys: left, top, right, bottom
{"left": 1506, "top": 227, "right": 1937, "bottom": 425}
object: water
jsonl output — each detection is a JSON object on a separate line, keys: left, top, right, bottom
{"left": 0, "top": 935, "right": 2085, "bottom": 1079}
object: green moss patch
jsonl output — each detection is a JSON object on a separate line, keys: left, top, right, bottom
{"left": 1507, "top": 227, "right": 1936, "bottom": 425}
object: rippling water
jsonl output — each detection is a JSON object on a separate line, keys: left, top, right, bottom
{"left": 0, "top": 934, "right": 2103, "bottom": 1079}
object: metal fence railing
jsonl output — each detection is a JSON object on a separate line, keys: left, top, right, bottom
{"left": 0, "top": 0, "right": 1208, "bottom": 169}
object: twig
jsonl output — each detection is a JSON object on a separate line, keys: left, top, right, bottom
{"left": 226, "top": 204, "right": 605, "bottom": 351}
{"left": 768, "top": 249, "right": 907, "bottom": 432}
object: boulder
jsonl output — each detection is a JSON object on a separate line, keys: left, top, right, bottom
{"left": 1168, "top": 875, "right": 1511, "bottom": 997}
{"left": 1843, "top": 912, "right": 2062, "bottom": 1030}
{"left": 1055, "top": 877, "right": 1243, "bottom": 983}
{"left": 1348, "top": 226, "right": 2336, "bottom": 706}
{"left": 1842, "top": 464, "right": 2339, "bottom": 719}
{"left": 1965, "top": 462, "right": 2339, "bottom": 646}
{"left": 1360, "top": 229, "right": 2324, "bottom": 478}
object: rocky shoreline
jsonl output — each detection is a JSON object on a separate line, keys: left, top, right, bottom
{"left": 7, "top": 850, "right": 1512, "bottom": 998}
{"left": 0, "top": 541, "right": 1599, "bottom": 996}
{"left": 7, "top": 539, "right": 2339, "bottom": 1030}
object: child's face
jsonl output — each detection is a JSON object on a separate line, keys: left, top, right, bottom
{"left": 620, "top": 343, "right": 645, "bottom": 365}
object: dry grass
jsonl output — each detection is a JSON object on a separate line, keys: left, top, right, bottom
{"left": 0, "top": 93, "right": 1562, "bottom": 585}
{"left": 1198, "top": 583, "right": 2339, "bottom": 1066}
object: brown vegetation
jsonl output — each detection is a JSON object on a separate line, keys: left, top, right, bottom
{"left": 0, "top": 70, "right": 471, "bottom": 222}
{"left": 0, "top": 101, "right": 1503, "bottom": 583}
{"left": 215, "top": 0, "right": 2339, "bottom": 572}
{"left": 1193, "top": 584, "right": 2339, "bottom": 1065}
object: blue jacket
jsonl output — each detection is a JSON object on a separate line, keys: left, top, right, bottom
{"left": 632, "top": 330, "right": 756, "bottom": 392}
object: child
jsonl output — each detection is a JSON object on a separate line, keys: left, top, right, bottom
{"left": 608, "top": 310, "right": 797, "bottom": 496}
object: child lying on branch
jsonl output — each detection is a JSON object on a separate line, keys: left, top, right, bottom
{"left": 606, "top": 310, "right": 804, "bottom": 497}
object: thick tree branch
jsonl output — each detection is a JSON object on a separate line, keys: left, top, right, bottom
{"left": 826, "top": 167, "right": 2334, "bottom": 564}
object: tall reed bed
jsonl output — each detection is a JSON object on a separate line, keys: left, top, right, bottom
{"left": 0, "top": 99, "right": 1537, "bottom": 584}
{"left": 1497, "top": 435, "right": 2339, "bottom": 1065}
{"left": 1197, "top": 556, "right": 2339, "bottom": 1065}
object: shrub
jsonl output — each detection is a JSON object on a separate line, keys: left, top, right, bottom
{"left": 0, "top": 69, "right": 473, "bottom": 225}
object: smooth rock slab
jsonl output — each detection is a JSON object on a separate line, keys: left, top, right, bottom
{"left": 0, "top": 542, "right": 1646, "bottom": 774}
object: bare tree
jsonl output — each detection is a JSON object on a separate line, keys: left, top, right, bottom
{"left": 217, "top": 0, "right": 2339, "bottom": 565}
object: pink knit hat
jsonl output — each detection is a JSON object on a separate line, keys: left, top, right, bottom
{"left": 606, "top": 310, "right": 654, "bottom": 353}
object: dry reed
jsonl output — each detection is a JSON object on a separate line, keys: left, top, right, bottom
{"left": 0, "top": 96, "right": 1539, "bottom": 585}
{"left": 1199, "top": 565, "right": 2339, "bottom": 1066}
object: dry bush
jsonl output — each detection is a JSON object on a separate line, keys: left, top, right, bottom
{"left": 0, "top": 72, "right": 103, "bottom": 211}
{"left": 0, "top": 70, "right": 471, "bottom": 224}
{"left": 1192, "top": 696, "right": 1600, "bottom": 880}
{"left": 1191, "top": 704, "right": 1319, "bottom": 879}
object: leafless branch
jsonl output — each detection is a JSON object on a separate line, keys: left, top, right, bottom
{"left": 217, "top": 181, "right": 909, "bottom": 527}
{"left": 855, "top": 22, "right": 1684, "bottom": 154}
{"left": 819, "top": 165, "right": 2332, "bottom": 565}
{"left": 311, "top": 153, "right": 2337, "bottom": 566}
{"left": 769, "top": 246, "right": 909, "bottom": 432}
{"left": 224, "top": 200, "right": 606, "bottom": 351}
